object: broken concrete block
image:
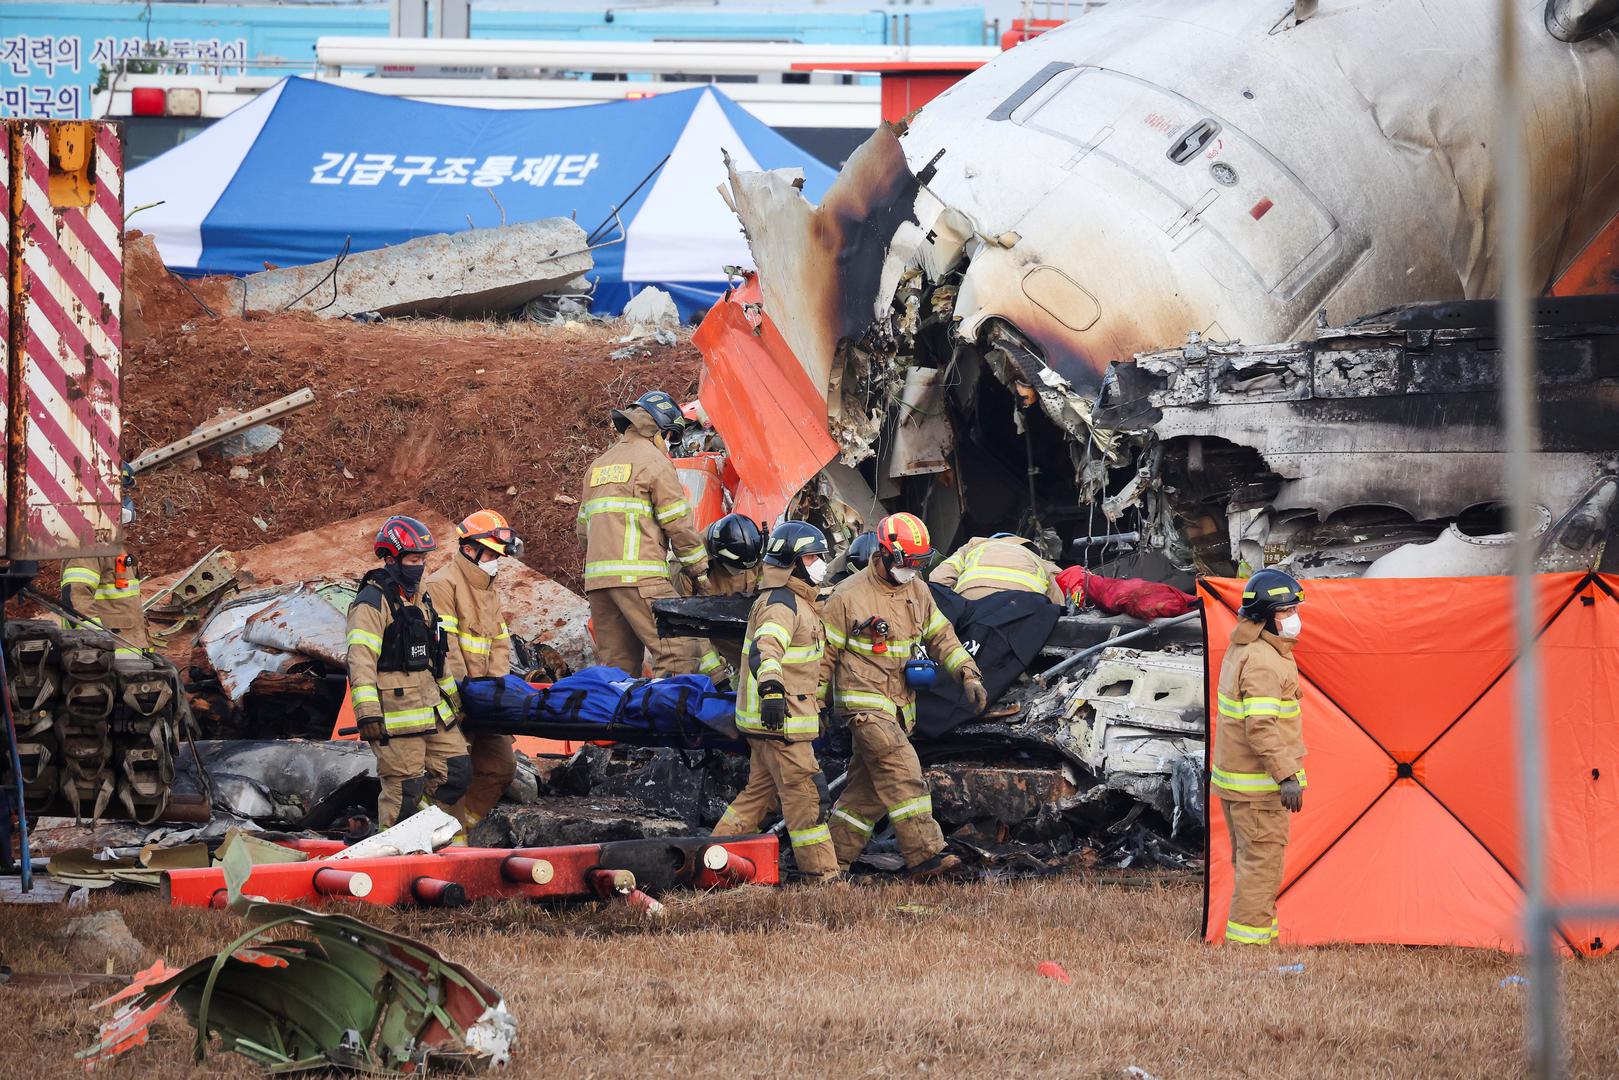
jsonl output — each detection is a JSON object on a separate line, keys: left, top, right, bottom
{"left": 53, "top": 911, "right": 147, "bottom": 972}
{"left": 216, "top": 422, "right": 282, "bottom": 460}
{"left": 225, "top": 218, "right": 593, "bottom": 319}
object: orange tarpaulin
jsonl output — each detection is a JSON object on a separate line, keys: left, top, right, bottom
{"left": 1201, "top": 572, "right": 1619, "bottom": 954}
{"left": 694, "top": 278, "right": 838, "bottom": 524}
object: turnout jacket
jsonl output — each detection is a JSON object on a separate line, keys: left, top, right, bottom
{"left": 346, "top": 575, "right": 459, "bottom": 736}
{"left": 425, "top": 554, "right": 511, "bottom": 681}
{"left": 736, "top": 569, "right": 824, "bottom": 741}
{"left": 708, "top": 562, "right": 761, "bottom": 596}
{"left": 930, "top": 536, "right": 1063, "bottom": 603}
{"left": 60, "top": 554, "right": 150, "bottom": 651}
{"left": 576, "top": 410, "right": 708, "bottom": 591}
{"left": 1211, "top": 619, "right": 1306, "bottom": 801}
{"left": 819, "top": 565, "right": 982, "bottom": 730}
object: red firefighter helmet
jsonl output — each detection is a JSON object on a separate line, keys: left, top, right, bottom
{"left": 874, "top": 512, "right": 933, "bottom": 568}
{"left": 374, "top": 515, "right": 436, "bottom": 560}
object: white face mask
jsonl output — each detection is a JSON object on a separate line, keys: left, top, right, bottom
{"left": 803, "top": 557, "right": 827, "bottom": 585}
{"left": 479, "top": 558, "right": 501, "bottom": 578}
{"left": 890, "top": 566, "right": 918, "bottom": 584}
{"left": 1277, "top": 612, "right": 1302, "bottom": 638}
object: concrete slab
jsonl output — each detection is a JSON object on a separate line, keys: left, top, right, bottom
{"left": 226, "top": 219, "right": 593, "bottom": 319}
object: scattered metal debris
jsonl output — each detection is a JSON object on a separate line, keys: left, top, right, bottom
{"left": 79, "top": 901, "right": 516, "bottom": 1072}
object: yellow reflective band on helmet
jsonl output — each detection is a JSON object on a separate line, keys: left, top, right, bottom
{"left": 1226, "top": 920, "right": 1276, "bottom": 945}
{"left": 655, "top": 499, "right": 691, "bottom": 525}
{"left": 888, "top": 795, "right": 933, "bottom": 822}
{"left": 1217, "top": 692, "right": 1301, "bottom": 719}
{"left": 347, "top": 628, "right": 383, "bottom": 654}
{"left": 790, "top": 823, "right": 832, "bottom": 848}
{"left": 1211, "top": 768, "right": 1308, "bottom": 794}
{"left": 833, "top": 808, "right": 875, "bottom": 836}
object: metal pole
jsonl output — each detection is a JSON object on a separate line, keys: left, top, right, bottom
{"left": 1495, "top": 3, "right": 1557, "bottom": 1076}
{"left": 0, "top": 647, "right": 33, "bottom": 892}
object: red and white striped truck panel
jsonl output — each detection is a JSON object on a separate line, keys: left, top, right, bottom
{"left": 4, "top": 119, "right": 123, "bottom": 560}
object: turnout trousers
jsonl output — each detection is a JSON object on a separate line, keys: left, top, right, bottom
{"left": 1221, "top": 797, "right": 1290, "bottom": 945}
{"left": 588, "top": 581, "right": 705, "bottom": 677}
{"left": 827, "top": 712, "right": 946, "bottom": 870}
{"left": 713, "top": 738, "right": 837, "bottom": 880}
{"left": 373, "top": 721, "right": 469, "bottom": 829}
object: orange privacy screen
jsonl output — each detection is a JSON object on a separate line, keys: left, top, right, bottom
{"left": 694, "top": 279, "right": 838, "bottom": 524}
{"left": 1201, "top": 573, "right": 1619, "bottom": 954}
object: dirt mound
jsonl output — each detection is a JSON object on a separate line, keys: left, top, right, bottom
{"left": 121, "top": 243, "right": 700, "bottom": 591}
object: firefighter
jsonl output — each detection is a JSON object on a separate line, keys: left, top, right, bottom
{"left": 821, "top": 512, "right": 989, "bottom": 879}
{"left": 60, "top": 464, "right": 150, "bottom": 665}
{"left": 830, "top": 531, "right": 878, "bottom": 585}
{"left": 930, "top": 532, "right": 1064, "bottom": 603}
{"left": 347, "top": 515, "right": 467, "bottom": 829}
{"left": 702, "top": 513, "right": 764, "bottom": 674}
{"left": 1213, "top": 567, "right": 1307, "bottom": 946}
{"left": 711, "top": 521, "right": 839, "bottom": 881}
{"left": 576, "top": 390, "right": 713, "bottom": 676}
{"left": 426, "top": 509, "right": 522, "bottom": 828}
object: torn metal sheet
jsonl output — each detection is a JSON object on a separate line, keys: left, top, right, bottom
{"left": 240, "top": 580, "right": 354, "bottom": 665}
{"left": 196, "top": 589, "right": 300, "bottom": 702}
{"left": 694, "top": 277, "right": 840, "bottom": 523}
{"left": 328, "top": 806, "right": 459, "bottom": 860}
{"left": 173, "top": 740, "right": 377, "bottom": 828}
{"left": 1097, "top": 297, "right": 1619, "bottom": 576}
{"left": 80, "top": 901, "right": 514, "bottom": 1072}
{"left": 890, "top": 366, "right": 954, "bottom": 477}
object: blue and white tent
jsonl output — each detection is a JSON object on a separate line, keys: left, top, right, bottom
{"left": 128, "top": 78, "right": 836, "bottom": 316}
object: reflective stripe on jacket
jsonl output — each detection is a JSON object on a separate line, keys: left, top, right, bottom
{"left": 1211, "top": 619, "right": 1306, "bottom": 800}
{"left": 819, "top": 565, "right": 981, "bottom": 730}
{"left": 736, "top": 569, "right": 824, "bottom": 741}
{"left": 425, "top": 553, "right": 512, "bottom": 680}
{"left": 346, "top": 581, "right": 455, "bottom": 736}
{"left": 576, "top": 409, "right": 709, "bottom": 590}
{"left": 929, "top": 536, "right": 1063, "bottom": 603}
{"left": 61, "top": 554, "right": 150, "bottom": 649}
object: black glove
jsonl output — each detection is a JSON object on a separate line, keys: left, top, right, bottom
{"left": 760, "top": 681, "right": 787, "bottom": 733}
{"left": 358, "top": 718, "right": 387, "bottom": 744}
{"left": 1278, "top": 777, "right": 1304, "bottom": 813}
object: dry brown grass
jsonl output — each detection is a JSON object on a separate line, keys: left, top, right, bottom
{"left": 3, "top": 878, "right": 1616, "bottom": 1078}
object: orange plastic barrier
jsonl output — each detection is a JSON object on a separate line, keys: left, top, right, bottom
{"left": 1202, "top": 572, "right": 1619, "bottom": 954}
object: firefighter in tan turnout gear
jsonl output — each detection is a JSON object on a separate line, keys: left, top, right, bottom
{"left": 1213, "top": 567, "right": 1307, "bottom": 946}
{"left": 577, "top": 390, "right": 712, "bottom": 676}
{"left": 822, "top": 513, "right": 990, "bottom": 879}
{"left": 346, "top": 515, "right": 467, "bottom": 828}
{"left": 426, "top": 509, "right": 522, "bottom": 827}
{"left": 930, "top": 532, "right": 1064, "bottom": 603}
{"left": 711, "top": 521, "right": 838, "bottom": 881}
{"left": 60, "top": 464, "right": 151, "bottom": 664}
{"left": 702, "top": 513, "right": 765, "bottom": 675}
